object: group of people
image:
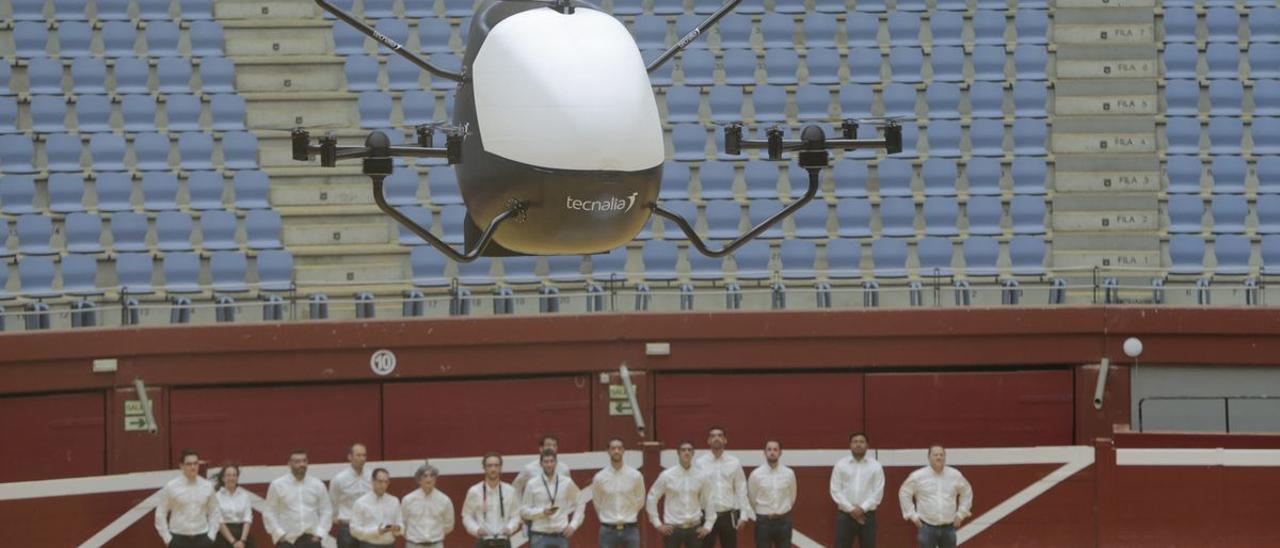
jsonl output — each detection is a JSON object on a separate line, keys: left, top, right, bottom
{"left": 155, "top": 428, "right": 973, "bottom": 548}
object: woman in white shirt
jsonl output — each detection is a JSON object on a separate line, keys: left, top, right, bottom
{"left": 214, "top": 464, "right": 255, "bottom": 548}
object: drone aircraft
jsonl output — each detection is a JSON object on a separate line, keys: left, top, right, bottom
{"left": 296, "top": 0, "right": 902, "bottom": 262}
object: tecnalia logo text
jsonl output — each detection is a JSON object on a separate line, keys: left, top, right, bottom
{"left": 565, "top": 192, "right": 638, "bottom": 213}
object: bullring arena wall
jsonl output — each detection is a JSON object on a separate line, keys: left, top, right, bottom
{"left": 2, "top": 307, "right": 1279, "bottom": 546}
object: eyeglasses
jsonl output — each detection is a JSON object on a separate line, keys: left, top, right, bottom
{"left": 181, "top": 461, "right": 200, "bottom": 467}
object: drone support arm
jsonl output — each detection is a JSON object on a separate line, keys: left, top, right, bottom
{"left": 315, "top": 0, "right": 465, "bottom": 83}
{"left": 646, "top": 0, "right": 741, "bottom": 73}
{"left": 653, "top": 166, "right": 821, "bottom": 258}
{"left": 373, "top": 178, "right": 526, "bottom": 263}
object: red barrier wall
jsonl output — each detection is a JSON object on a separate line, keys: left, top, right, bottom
{"left": 0, "top": 392, "right": 105, "bottom": 482}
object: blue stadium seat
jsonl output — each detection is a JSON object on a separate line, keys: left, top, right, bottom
{"left": 115, "top": 252, "right": 156, "bottom": 295}
{"left": 972, "top": 46, "right": 1007, "bottom": 82}
{"left": 651, "top": 0, "right": 683, "bottom": 16}
{"left": 871, "top": 238, "right": 909, "bottom": 278}
{"left": 409, "top": 245, "right": 448, "bottom": 288}
{"left": 1211, "top": 195, "right": 1248, "bottom": 234}
{"left": 178, "top": 133, "right": 215, "bottom": 171}
{"left": 101, "top": 21, "right": 138, "bottom": 57}
{"left": 112, "top": 59, "right": 150, "bottom": 96}
{"left": 245, "top": 210, "right": 282, "bottom": 250}
{"left": 1014, "top": 9, "right": 1049, "bottom": 46}
{"left": 71, "top": 58, "right": 108, "bottom": 95}
{"left": 965, "top": 158, "right": 1003, "bottom": 196}
{"left": 1011, "top": 158, "right": 1047, "bottom": 195}
{"left": 825, "top": 239, "right": 862, "bottom": 280}
{"left": 926, "top": 121, "right": 962, "bottom": 159}
{"left": 1265, "top": 235, "right": 1280, "bottom": 275}
{"left": 1250, "top": 7, "right": 1280, "bottom": 43}
{"left": 963, "top": 237, "right": 1000, "bottom": 277}
{"left": 896, "top": 123, "right": 920, "bottom": 160}
{"left": 1209, "top": 156, "right": 1247, "bottom": 195}
{"left": 27, "top": 58, "right": 65, "bottom": 95}
{"left": 675, "top": 15, "right": 709, "bottom": 51}
{"left": 879, "top": 197, "right": 916, "bottom": 237}
{"left": 1207, "top": 117, "right": 1243, "bottom": 155}
{"left": 45, "top": 174, "right": 84, "bottom": 214}
{"left": 161, "top": 251, "right": 204, "bottom": 295}
{"left": 703, "top": 87, "right": 741, "bottom": 124}
{"left": 47, "top": 133, "right": 85, "bottom": 173}
{"left": 643, "top": 49, "right": 674, "bottom": 87}
{"left": 200, "top": 210, "right": 239, "bottom": 251}
{"left": 718, "top": 49, "right": 755, "bottom": 87}
{"left": 1164, "top": 118, "right": 1201, "bottom": 156}
{"left": 395, "top": 206, "right": 433, "bottom": 246}
{"left": 141, "top": 172, "right": 180, "bottom": 211}
{"left": 426, "top": 54, "right": 462, "bottom": 91}
{"left": 889, "top": 47, "right": 925, "bottom": 84}
{"left": 1168, "top": 194, "right": 1205, "bottom": 234}
{"left": 659, "top": 163, "right": 691, "bottom": 201}
{"left": 731, "top": 240, "right": 774, "bottom": 283}
{"left": 680, "top": 50, "right": 715, "bottom": 87}
{"left": 210, "top": 94, "right": 247, "bottom": 132}
{"left": 199, "top": 57, "right": 236, "bottom": 94}
{"left": 838, "top": 84, "right": 875, "bottom": 118}
{"left": 232, "top": 170, "right": 270, "bottom": 210}
{"left": 804, "top": 48, "right": 841, "bottom": 86}
{"left": 921, "top": 159, "right": 958, "bottom": 197}
{"left": 1260, "top": 158, "right": 1280, "bottom": 195}
{"left": 760, "top": 15, "right": 795, "bottom": 50}
{"left": 1164, "top": 8, "right": 1197, "bottom": 44}
{"left": 971, "top": 9, "right": 1007, "bottom": 46}
{"left": 698, "top": 162, "right": 734, "bottom": 201}
{"left": 855, "top": 0, "right": 886, "bottom": 13}
{"left": 1013, "top": 46, "right": 1048, "bottom": 81}
{"left": 925, "top": 83, "right": 961, "bottom": 120}
{"left": 1009, "top": 235, "right": 1046, "bottom": 276}
{"left": 31, "top": 95, "right": 68, "bottom": 134}
{"left": 847, "top": 47, "right": 882, "bottom": 84}
{"left": 94, "top": 173, "right": 134, "bottom": 212}
{"left": 64, "top": 213, "right": 104, "bottom": 254}
{"left": 1169, "top": 235, "right": 1207, "bottom": 275}
{"left": 13, "top": 22, "right": 48, "bottom": 59}
{"left": 373, "top": 19, "right": 410, "bottom": 53}
{"left": 75, "top": 95, "right": 112, "bottom": 134}
{"left": 164, "top": 94, "right": 203, "bottom": 133}
{"left": 187, "top": 171, "right": 226, "bottom": 211}
{"left": 16, "top": 215, "right": 57, "bottom": 255}
{"left": 96, "top": 0, "right": 131, "bottom": 20}
{"left": 671, "top": 125, "right": 707, "bottom": 161}
{"left": 418, "top": 19, "right": 454, "bottom": 54}
{"left": 1164, "top": 44, "right": 1199, "bottom": 80}
{"left": 1010, "top": 196, "right": 1046, "bottom": 235}
{"left": 362, "top": 0, "right": 396, "bottom": 18}
{"left": 666, "top": 87, "right": 701, "bottom": 124}
{"left": 333, "top": 22, "right": 366, "bottom": 55}
{"left": 110, "top": 212, "right": 150, "bottom": 253}
{"left": 61, "top": 254, "right": 103, "bottom": 297}
{"left": 705, "top": 201, "right": 743, "bottom": 240}
{"left": 968, "top": 82, "right": 1004, "bottom": 119}
{"left": 1205, "top": 8, "right": 1240, "bottom": 44}
{"left": 387, "top": 55, "right": 422, "bottom": 91}
{"left": 0, "top": 97, "right": 14, "bottom": 132}
{"left": 1253, "top": 122, "right": 1280, "bottom": 155}
{"left": 795, "top": 85, "right": 830, "bottom": 122}
{"left": 57, "top": 22, "right": 94, "bottom": 58}
{"left": 968, "top": 120, "right": 1006, "bottom": 158}
{"left": 876, "top": 160, "right": 913, "bottom": 198}
{"left": 400, "top": 91, "right": 437, "bottom": 127}
{"left": 930, "top": 46, "right": 966, "bottom": 83}
{"left": 777, "top": 239, "right": 817, "bottom": 280}
{"left": 609, "top": 0, "right": 642, "bottom": 15}
{"left": 752, "top": 86, "right": 787, "bottom": 124}
{"left": 0, "top": 136, "right": 37, "bottom": 174}
{"left": 155, "top": 211, "right": 194, "bottom": 251}
{"left": 256, "top": 250, "right": 295, "bottom": 292}
{"left": 442, "top": 0, "right": 473, "bottom": 17}
{"left": 832, "top": 160, "right": 869, "bottom": 199}
{"left": 438, "top": 205, "right": 468, "bottom": 245}
{"left": 179, "top": 0, "right": 214, "bottom": 20}
{"left": 211, "top": 251, "right": 250, "bottom": 293}
{"left": 499, "top": 255, "right": 540, "bottom": 286}
{"left": 18, "top": 256, "right": 60, "bottom": 299}
{"left": 145, "top": 22, "right": 182, "bottom": 57}
{"left": 888, "top": 12, "right": 921, "bottom": 47}
{"left": 632, "top": 17, "right": 668, "bottom": 50}
{"left": 358, "top": 91, "right": 394, "bottom": 129}
{"left": 930, "top": 11, "right": 964, "bottom": 48}
{"left": 846, "top": 13, "right": 879, "bottom": 49}
{"left": 382, "top": 168, "right": 418, "bottom": 207}
{"left": 763, "top": 49, "right": 800, "bottom": 86}
{"left": 1010, "top": 82, "right": 1046, "bottom": 119}
{"left": 744, "top": 161, "right": 779, "bottom": 199}
{"left": 342, "top": 55, "right": 379, "bottom": 92}
{"left": 965, "top": 196, "right": 1003, "bottom": 236}
{"left": 881, "top": 83, "right": 917, "bottom": 119}
{"left": 1214, "top": 234, "right": 1252, "bottom": 276}
{"left": 1257, "top": 195, "right": 1280, "bottom": 234}
{"left": 424, "top": 167, "right": 460, "bottom": 205}
{"left": 715, "top": 15, "right": 752, "bottom": 51}
{"left": 802, "top": 17, "right": 838, "bottom": 50}
{"left": 790, "top": 201, "right": 828, "bottom": 239}
{"left": 916, "top": 237, "right": 955, "bottom": 277}
{"left": 222, "top": 132, "right": 259, "bottom": 170}
{"left": 1255, "top": 79, "right": 1280, "bottom": 116}
{"left": 746, "top": 202, "right": 785, "bottom": 239}
{"left": 923, "top": 197, "right": 960, "bottom": 237}
{"left": 190, "top": 21, "right": 225, "bottom": 57}
{"left": 657, "top": 200, "right": 695, "bottom": 241}
{"left": 53, "top": 0, "right": 89, "bottom": 20}
{"left": 641, "top": 241, "right": 679, "bottom": 282}
{"left": 156, "top": 58, "right": 194, "bottom": 94}
{"left": 686, "top": 248, "right": 727, "bottom": 284}
{"left": 133, "top": 132, "right": 173, "bottom": 172}
{"left": 137, "top": 0, "right": 173, "bottom": 21}
{"left": 1204, "top": 44, "right": 1242, "bottom": 80}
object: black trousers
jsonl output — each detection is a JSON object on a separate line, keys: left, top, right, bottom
{"left": 701, "top": 511, "right": 738, "bottom": 548}
{"left": 335, "top": 522, "right": 358, "bottom": 548}
{"left": 213, "top": 523, "right": 255, "bottom": 548}
{"left": 275, "top": 535, "right": 321, "bottom": 548}
{"left": 754, "top": 515, "right": 793, "bottom": 548}
{"left": 663, "top": 527, "right": 702, "bottom": 548}
{"left": 169, "top": 534, "right": 213, "bottom": 548}
{"left": 834, "top": 510, "right": 878, "bottom": 548}
{"left": 474, "top": 540, "right": 513, "bottom": 548}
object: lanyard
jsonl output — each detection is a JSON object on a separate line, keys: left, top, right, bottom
{"left": 482, "top": 483, "right": 505, "bottom": 520}
{"left": 540, "top": 474, "right": 559, "bottom": 507}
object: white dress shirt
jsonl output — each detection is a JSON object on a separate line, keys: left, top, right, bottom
{"left": 350, "top": 492, "right": 403, "bottom": 545}
{"left": 155, "top": 475, "right": 219, "bottom": 545}
{"left": 748, "top": 463, "right": 797, "bottom": 516}
{"left": 694, "top": 452, "right": 754, "bottom": 520}
{"left": 462, "top": 480, "right": 521, "bottom": 539}
{"left": 830, "top": 454, "right": 886, "bottom": 513}
{"left": 590, "top": 463, "right": 646, "bottom": 525}
{"left": 519, "top": 472, "right": 584, "bottom": 534}
{"left": 645, "top": 464, "right": 716, "bottom": 532}
{"left": 898, "top": 466, "right": 973, "bottom": 526}
{"left": 513, "top": 458, "right": 572, "bottom": 499}
{"left": 215, "top": 487, "right": 254, "bottom": 525}
{"left": 263, "top": 473, "right": 333, "bottom": 544}
{"left": 401, "top": 487, "right": 455, "bottom": 543}
{"left": 329, "top": 465, "right": 373, "bottom": 523}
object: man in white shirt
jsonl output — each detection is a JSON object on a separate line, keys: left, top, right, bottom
{"left": 646, "top": 440, "right": 716, "bottom": 548}
{"left": 329, "top": 443, "right": 372, "bottom": 548}
{"left": 747, "top": 440, "right": 796, "bottom": 548}
{"left": 155, "top": 448, "right": 219, "bottom": 547}
{"left": 694, "top": 426, "right": 753, "bottom": 548}
{"left": 830, "top": 432, "right": 885, "bottom": 548}
{"left": 263, "top": 448, "right": 333, "bottom": 548}
{"left": 401, "top": 463, "right": 455, "bottom": 547}
{"left": 519, "top": 449, "right": 584, "bottom": 548}
{"left": 350, "top": 468, "right": 402, "bottom": 548}
{"left": 898, "top": 445, "right": 973, "bottom": 548}
{"left": 589, "top": 437, "right": 645, "bottom": 548}
{"left": 462, "top": 452, "right": 522, "bottom": 548}
{"left": 512, "top": 434, "right": 571, "bottom": 500}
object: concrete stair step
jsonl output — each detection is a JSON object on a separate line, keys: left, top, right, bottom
{"left": 295, "top": 261, "right": 406, "bottom": 285}
{"left": 242, "top": 92, "right": 357, "bottom": 130}
{"left": 223, "top": 20, "right": 333, "bottom": 56}
{"left": 215, "top": 0, "right": 319, "bottom": 20}
{"left": 281, "top": 218, "right": 392, "bottom": 246}
{"left": 231, "top": 55, "right": 345, "bottom": 93}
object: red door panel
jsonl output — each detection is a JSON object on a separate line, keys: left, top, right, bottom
{"left": 0, "top": 392, "right": 105, "bottom": 482}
